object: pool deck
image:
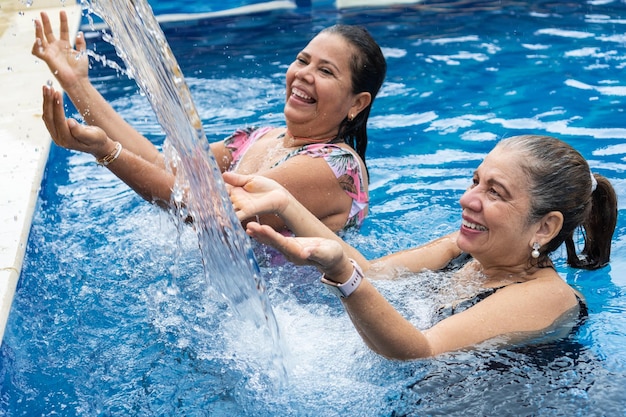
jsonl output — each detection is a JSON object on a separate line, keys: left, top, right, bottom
{"left": 0, "top": 0, "right": 81, "bottom": 343}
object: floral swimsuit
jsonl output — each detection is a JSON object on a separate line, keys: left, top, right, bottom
{"left": 224, "top": 126, "right": 369, "bottom": 228}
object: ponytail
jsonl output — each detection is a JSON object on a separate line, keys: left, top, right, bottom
{"left": 565, "top": 174, "right": 618, "bottom": 270}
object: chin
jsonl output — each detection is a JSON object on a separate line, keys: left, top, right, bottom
{"left": 455, "top": 235, "right": 473, "bottom": 254}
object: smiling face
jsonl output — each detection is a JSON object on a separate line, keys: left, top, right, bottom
{"left": 456, "top": 146, "right": 540, "bottom": 270}
{"left": 283, "top": 32, "right": 366, "bottom": 140}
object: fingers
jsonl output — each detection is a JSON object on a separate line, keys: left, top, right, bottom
{"left": 51, "top": 90, "right": 71, "bottom": 142}
{"left": 42, "top": 86, "right": 62, "bottom": 143}
{"left": 32, "top": 17, "right": 46, "bottom": 57}
{"left": 40, "top": 12, "right": 56, "bottom": 44}
{"left": 75, "top": 31, "right": 86, "bottom": 52}
{"left": 35, "top": 11, "right": 72, "bottom": 52}
{"left": 59, "top": 10, "right": 70, "bottom": 42}
{"left": 223, "top": 171, "right": 251, "bottom": 187}
{"left": 246, "top": 222, "right": 282, "bottom": 246}
{"left": 42, "top": 86, "right": 71, "bottom": 147}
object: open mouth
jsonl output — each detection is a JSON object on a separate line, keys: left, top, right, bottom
{"left": 291, "top": 87, "right": 316, "bottom": 104}
{"left": 462, "top": 219, "right": 488, "bottom": 231}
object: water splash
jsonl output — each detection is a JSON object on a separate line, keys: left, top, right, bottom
{"left": 82, "top": 0, "right": 286, "bottom": 384}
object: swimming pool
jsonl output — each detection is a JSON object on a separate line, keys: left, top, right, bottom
{"left": 2, "top": 0, "right": 626, "bottom": 415}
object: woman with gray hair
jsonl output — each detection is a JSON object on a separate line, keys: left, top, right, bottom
{"left": 224, "top": 135, "right": 617, "bottom": 359}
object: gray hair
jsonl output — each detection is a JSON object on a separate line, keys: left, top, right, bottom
{"left": 494, "top": 135, "right": 617, "bottom": 269}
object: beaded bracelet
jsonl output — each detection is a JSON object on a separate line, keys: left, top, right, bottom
{"left": 96, "top": 142, "right": 122, "bottom": 166}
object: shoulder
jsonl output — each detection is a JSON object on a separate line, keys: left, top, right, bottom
{"left": 224, "top": 126, "right": 278, "bottom": 147}
{"left": 297, "top": 143, "right": 365, "bottom": 174}
{"left": 489, "top": 273, "right": 579, "bottom": 323}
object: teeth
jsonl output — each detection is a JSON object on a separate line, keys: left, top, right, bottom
{"left": 462, "top": 219, "right": 488, "bottom": 231}
{"left": 292, "top": 88, "right": 313, "bottom": 101}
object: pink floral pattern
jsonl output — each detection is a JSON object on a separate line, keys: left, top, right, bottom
{"left": 224, "top": 127, "right": 368, "bottom": 227}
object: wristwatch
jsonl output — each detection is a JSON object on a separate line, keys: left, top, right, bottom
{"left": 320, "top": 259, "right": 364, "bottom": 299}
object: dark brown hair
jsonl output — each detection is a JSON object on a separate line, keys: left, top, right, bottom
{"left": 320, "top": 25, "right": 387, "bottom": 175}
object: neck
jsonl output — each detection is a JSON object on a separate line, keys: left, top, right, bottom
{"left": 470, "top": 260, "right": 538, "bottom": 286}
{"left": 284, "top": 129, "right": 337, "bottom": 146}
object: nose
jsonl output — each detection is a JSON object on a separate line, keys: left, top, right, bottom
{"left": 459, "top": 185, "right": 482, "bottom": 213}
{"left": 295, "top": 65, "right": 314, "bottom": 83}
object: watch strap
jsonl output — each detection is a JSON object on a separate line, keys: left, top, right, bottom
{"left": 320, "top": 259, "right": 364, "bottom": 299}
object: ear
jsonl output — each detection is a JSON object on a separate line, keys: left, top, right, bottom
{"left": 532, "top": 211, "right": 564, "bottom": 246}
{"left": 348, "top": 92, "right": 372, "bottom": 119}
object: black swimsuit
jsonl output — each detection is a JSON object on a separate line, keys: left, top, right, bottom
{"left": 436, "top": 285, "right": 588, "bottom": 323}
{"left": 436, "top": 252, "right": 589, "bottom": 323}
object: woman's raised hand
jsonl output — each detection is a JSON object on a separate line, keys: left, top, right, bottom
{"left": 42, "top": 86, "right": 115, "bottom": 159}
{"left": 32, "top": 11, "right": 89, "bottom": 91}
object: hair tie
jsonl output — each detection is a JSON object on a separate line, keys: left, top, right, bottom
{"left": 590, "top": 172, "right": 597, "bottom": 193}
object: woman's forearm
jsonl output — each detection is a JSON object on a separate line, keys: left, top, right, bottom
{"left": 374, "top": 232, "right": 462, "bottom": 273}
{"left": 104, "top": 146, "right": 175, "bottom": 207}
{"left": 64, "top": 80, "right": 164, "bottom": 166}
{"left": 342, "top": 280, "right": 433, "bottom": 359}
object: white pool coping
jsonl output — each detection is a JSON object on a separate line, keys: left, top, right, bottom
{"left": 0, "top": 0, "right": 82, "bottom": 343}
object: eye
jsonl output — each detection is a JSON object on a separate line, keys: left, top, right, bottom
{"left": 487, "top": 187, "right": 501, "bottom": 198}
{"left": 319, "top": 67, "right": 334, "bottom": 76}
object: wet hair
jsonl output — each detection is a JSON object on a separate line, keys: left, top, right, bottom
{"left": 495, "top": 135, "right": 617, "bottom": 270}
{"left": 319, "top": 24, "right": 387, "bottom": 176}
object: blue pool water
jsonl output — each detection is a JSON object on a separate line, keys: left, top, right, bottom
{"left": 2, "top": 0, "right": 626, "bottom": 415}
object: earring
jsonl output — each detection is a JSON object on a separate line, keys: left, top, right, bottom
{"left": 531, "top": 242, "right": 541, "bottom": 259}
{"left": 349, "top": 114, "right": 354, "bottom": 121}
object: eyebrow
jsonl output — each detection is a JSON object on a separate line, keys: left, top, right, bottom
{"left": 474, "top": 170, "right": 513, "bottom": 199}
{"left": 487, "top": 178, "right": 512, "bottom": 199}
{"left": 299, "top": 51, "right": 341, "bottom": 74}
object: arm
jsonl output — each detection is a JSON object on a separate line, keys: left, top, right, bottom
{"left": 224, "top": 172, "right": 369, "bottom": 267}
{"left": 246, "top": 222, "right": 581, "bottom": 359}
{"left": 33, "top": 11, "right": 162, "bottom": 165}
{"left": 244, "top": 221, "right": 434, "bottom": 358}
{"left": 372, "top": 232, "right": 463, "bottom": 274}
{"left": 224, "top": 172, "right": 462, "bottom": 271}
{"left": 42, "top": 86, "right": 175, "bottom": 206}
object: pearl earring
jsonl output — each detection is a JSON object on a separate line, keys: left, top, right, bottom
{"left": 531, "top": 242, "right": 541, "bottom": 259}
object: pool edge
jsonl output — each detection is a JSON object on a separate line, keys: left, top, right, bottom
{"left": 0, "top": 1, "right": 82, "bottom": 344}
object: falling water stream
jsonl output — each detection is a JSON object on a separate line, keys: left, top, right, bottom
{"left": 83, "top": 0, "right": 286, "bottom": 384}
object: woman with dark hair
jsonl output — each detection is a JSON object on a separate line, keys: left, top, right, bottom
{"left": 35, "top": 12, "right": 386, "bottom": 232}
{"left": 224, "top": 135, "right": 618, "bottom": 359}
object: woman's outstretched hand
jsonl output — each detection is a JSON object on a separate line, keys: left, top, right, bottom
{"left": 245, "top": 222, "right": 351, "bottom": 278}
{"left": 32, "top": 11, "right": 89, "bottom": 90}
{"left": 224, "top": 172, "right": 291, "bottom": 222}
{"left": 42, "top": 86, "right": 116, "bottom": 159}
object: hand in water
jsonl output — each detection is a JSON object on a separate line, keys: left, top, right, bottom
{"left": 32, "top": 11, "right": 89, "bottom": 90}
{"left": 42, "top": 86, "right": 115, "bottom": 159}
